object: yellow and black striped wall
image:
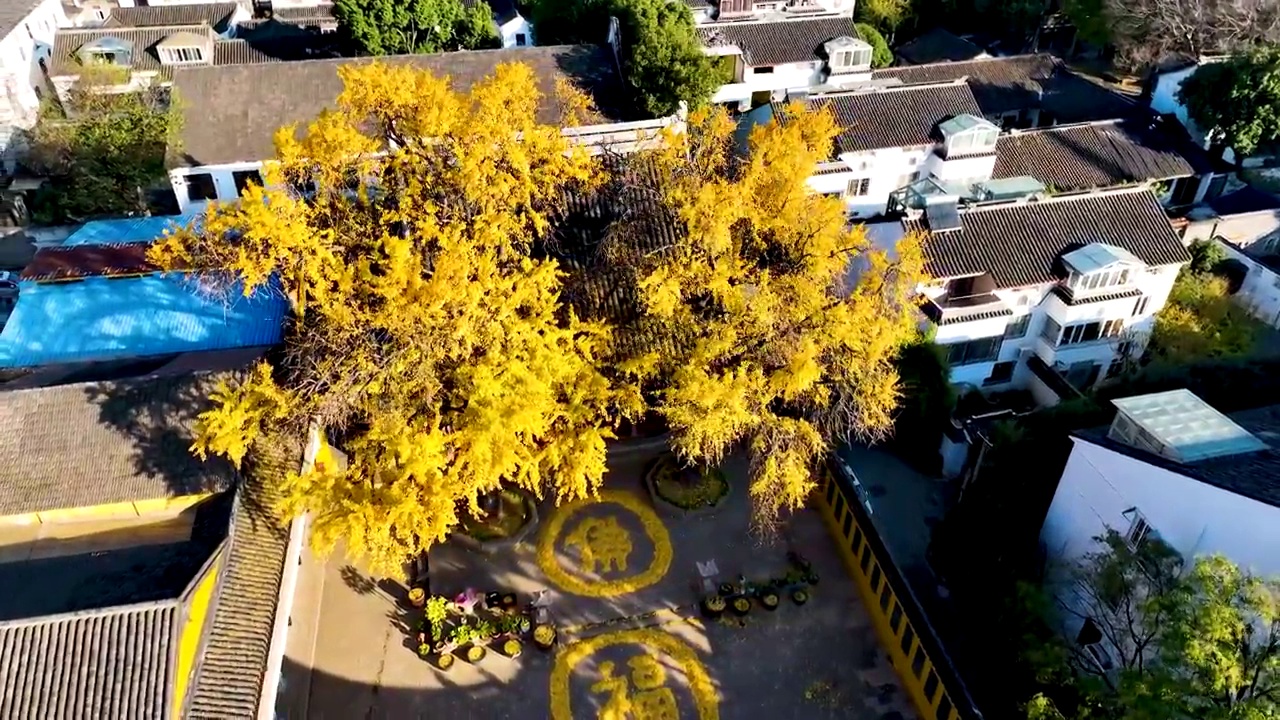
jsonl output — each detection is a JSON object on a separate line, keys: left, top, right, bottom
{"left": 816, "top": 461, "right": 982, "bottom": 720}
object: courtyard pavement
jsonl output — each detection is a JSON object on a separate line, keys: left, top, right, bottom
{"left": 277, "top": 445, "right": 916, "bottom": 720}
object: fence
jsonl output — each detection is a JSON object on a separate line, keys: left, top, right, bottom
{"left": 815, "top": 459, "right": 982, "bottom": 720}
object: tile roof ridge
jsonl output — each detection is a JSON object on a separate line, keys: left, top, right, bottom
{"left": 0, "top": 598, "right": 180, "bottom": 629}
{"left": 887, "top": 52, "right": 1054, "bottom": 71}
{"left": 174, "top": 42, "right": 594, "bottom": 72}
{"left": 59, "top": 23, "right": 214, "bottom": 34}
{"left": 1005, "top": 118, "right": 1124, "bottom": 135}
{"left": 958, "top": 185, "right": 1153, "bottom": 215}
{"left": 812, "top": 77, "right": 969, "bottom": 98}
{"left": 0, "top": 367, "right": 222, "bottom": 399}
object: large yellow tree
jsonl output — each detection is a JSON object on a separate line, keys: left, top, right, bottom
{"left": 150, "top": 62, "right": 640, "bottom": 573}
{"left": 590, "top": 106, "right": 927, "bottom": 531}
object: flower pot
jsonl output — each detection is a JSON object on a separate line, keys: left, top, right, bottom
{"left": 436, "top": 653, "right": 455, "bottom": 671}
{"left": 465, "top": 644, "right": 487, "bottom": 663}
{"left": 408, "top": 587, "right": 426, "bottom": 608}
{"left": 503, "top": 639, "right": 523, "bottom": 658}
{"left": 731, "top": 597, "right": 751, "bottom": 617}
{"left": 501, "top": 592, "right": 518, "bottom": 609}
{"left": 701, "top": 595, "right": 726, "bottom": 619}
{"left": 760, "top": 592, "right": 780, "bottom": 611}
{"left": 533, "top": 624, "right": 557, "bottom": 651}
{"left": 485, "top": 591, "right": 502, "bottom": 609}
{"left": 718, "top": 582, "right": 735, "bottom": 597}
{"left": 791, "top": 589, "right": 810, "bottom": 606}
{"left": 805, "top": 572, "right": 820, "bottom": 586}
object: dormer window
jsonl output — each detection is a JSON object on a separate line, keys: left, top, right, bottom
{"left": 77, "top": 36, "right": 133, "bottom": 66}
{"left": 938, "top": 114, "right": 999, "bottom": 158}
{"left": 161, "top": 46, "right": 205, "bottom": 64}
{"left": 1061, "top": 243, "right": 1144, "bottom": 298}
{"left": 823, "top": 36, "right": 873, "bottom": 74}
{"left": 156, "top": 31, "right": 213, "bottom": 66}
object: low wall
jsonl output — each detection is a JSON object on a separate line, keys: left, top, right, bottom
{"left": 816, "top": 461, "right": 981, "bottom": 720}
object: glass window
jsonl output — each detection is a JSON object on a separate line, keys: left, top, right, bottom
{"left": 232, "top": 169, "right": 263, "bottom": 197}
{"left": 1004, "top": 315, "right": 1030, "bottom": 338}
{"left": 185, "top": 173, "right": 217, "bottom": 202}
{"left": 986, "top": 360, "right": 1015, "bottom": 385}
{"left": 1133, "top": 295, "right": 1149, "bottom": 316}
{"left": 846, "top": 178, "right": 871, "bottom": 196}
{"left": 945, "top": 336, "right": 1002, "bottom": 366}
{"left": 1040, "top": 317, "right": 1061, "bottom": 345}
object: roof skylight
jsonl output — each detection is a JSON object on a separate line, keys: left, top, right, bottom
{"left": 1109, "top": 389, "right": 1267, "bottom": 463}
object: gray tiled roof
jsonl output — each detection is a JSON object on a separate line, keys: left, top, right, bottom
{"left": 0, "top": 372, "right": 235, "bottom": 516}
{"left": 784, "top": 81, "right": 983, "bottom": 153}
{"left": 48, "top": 26, "right": 299, "bottom": 82}
{"left": 103, "top": 2, "right": 239, "bottom": 33}
{"left": 0, "top": 0, "right": 44, "bottom": 42}
{"left": 186, "top": 434, "right": 300, "bottom": 719}
{"left": 895, "top": 28, "right": 985, "bottom": 65}
{"left": 1076, "top": 404, "right": 1280, "bottom": 508}
{"left": 169, "top": 44, "right": 630, "bottom": 168}
{"left": 993, "top": 119, "right": 1211, "bottom": 191}
{"left": 908, "top": 189, "right": 1191, "bottom": 288}
{"left": 0, "top": 602, "right": 177, "bottom": 720}
{"left": 698, "top": 16, "right": 855, "bottom": 66}
{"left": 873, "top": 54, "right": 1136, "bottom": 123}
{"left": 271, "top": 2, "right": 337, "bottom": 22}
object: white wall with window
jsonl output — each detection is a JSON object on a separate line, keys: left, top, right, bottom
{"left": 1042, "top": 434, "right": 1280, "bottom": 581}
{"left": 1217, "top": 237, "right": 1280, "bottom": 329}
{"left": 497, "top": 14, "right": 533, "bottom": 49}
{"left": 0, "top": 0, "right": 67, "bottom": 167}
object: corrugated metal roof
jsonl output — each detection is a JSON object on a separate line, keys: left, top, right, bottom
{"left": 0, "top": 602, "right": 177, "bottom": 720}
{"left": 63, "top": 214, "right": 202, "bottom": 247}
{"left": 0, "top": 275, "right": 287, "bottom": 368}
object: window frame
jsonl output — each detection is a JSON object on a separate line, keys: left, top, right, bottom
{"left": 184, "top": 172, "right": 217, "bottom": 202}
{"left": 1004, "top": 314, "right": 1030, "bottom": 339}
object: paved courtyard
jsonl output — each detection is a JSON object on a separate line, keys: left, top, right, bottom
{"left": 279, "top": 446, "right": 916, "bottom": 720}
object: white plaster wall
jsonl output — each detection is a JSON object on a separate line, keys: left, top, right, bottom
{"left": 816, "top": 145, "right": 930, "bottom": 217}
{"left": 1219, "top": 240, "right": 1280, "bottom": 328}
{"left": 0, "top": 0, "right": 66, "bottom": 165}
{"left": 170, "top": 161, "right": 268, "bottom": 213}
{"left": 1042, "top": 438, "right": 1280, "bottom": 576}
{"left": 498, "top": 15, "right": 532, "bottom": 48}
{"left": 928, "top": 151, "right": 997, "bottom": 186}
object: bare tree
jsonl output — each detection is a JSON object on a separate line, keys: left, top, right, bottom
{"left": 1103, "top": 0, "right": 1280, "bottom": 68}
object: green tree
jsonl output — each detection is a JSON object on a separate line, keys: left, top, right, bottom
{"left": 612, "top": 0, "right": 716, "bottom": 116}
{"left": 1030, "top": 535, "right": 1280, "bottom": 720}
{"left": 855, "top": 23, "right": 893, "bottom": 68}
{"left": 1148, "top": 270, "right": 1260, "bottom": 365}
{"left": 1180, "top": 46, "right": 1280, "bottom": 160}
{"left": 855, "top": 0, "right": 911, "bottom": 33}
{"left": 334, "top": 0, "right": 498, "bottom": 55}
{"left": 26, "top": 75, "right": 180, "bottom": 225}
{"left": 532, "top": 0, "right": 715, "bottom": 116}
{"left": 1060, "top": 0, "right": 1110, "bottom": 49}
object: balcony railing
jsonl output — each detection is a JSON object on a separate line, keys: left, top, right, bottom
{"left": 921, "top": 292, "right": 1013, "bottom": 326}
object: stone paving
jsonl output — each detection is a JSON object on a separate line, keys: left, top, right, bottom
{"left": 285, "top": 446, "right": 917, "bottom": 720}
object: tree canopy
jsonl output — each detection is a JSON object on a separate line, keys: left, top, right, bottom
{"left": 333, "top": 0, "right": 499, "bottom": 55}
{"left": 1028, "top": 533, "right": 1280, "bottom": 720}
{"left": 597, "top": 106, "right": 926, "bottom": 531}
{"left": 855, "top": 23, "right": 894, "bottom": 68}
{"left": 532, "top": 0, "right": 715, "bottom": 116}
{"left": 1148, "top": 255, "right": 1260, "bottom": 366}
{"left": 150, "top": 62, "right": 637, "bottom": 573}
{"left": 855, "top": 0, "right": 911, "bottom": 33}
{"left": 26, "top": 74, "right": 179, "bottom": 225}
{"left": 1180, "top": 47, "right": 1280, "bottom": 160}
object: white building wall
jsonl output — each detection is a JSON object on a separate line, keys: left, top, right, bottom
{"left": 1218, "top": 239, "right": 1280, "bottom": 328}
{"left": 0, "top": 0, "right": 66, "bottom": 167}
{"left": 1041, "top": 438, "right": 1280, "bottom": 577}
{"left": 497, "top": 15, "right": 533, "bottom": 48}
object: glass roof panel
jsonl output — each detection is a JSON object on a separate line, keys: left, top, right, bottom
{"left": 1112, "top": 389, "right": 1268, "bottom": 462}
{"left": 1061, "top": 243, "right": 1144, "bottom": 275}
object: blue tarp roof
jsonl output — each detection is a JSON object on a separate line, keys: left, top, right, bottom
{"left": 0, "top": 274, "right": 288, "bottom": 368}
{"left": 63, "top": 213, "right": 202, "bottom": 247}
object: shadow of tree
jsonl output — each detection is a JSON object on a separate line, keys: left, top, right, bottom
{"left": 341, "top": 564, "right": 378, "bottom": 595}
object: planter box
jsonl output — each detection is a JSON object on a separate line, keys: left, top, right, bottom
{"left": 452, "top": 490, "right": 540, "bottom": 556}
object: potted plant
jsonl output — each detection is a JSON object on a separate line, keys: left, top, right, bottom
{"left": 701, "top": 594, "right": 726, "bottom": 619}
{"left": 408, "top": 587, "right": 426, "bottom": 608}
{"left": 501, "top": 592, "right": 518, "bottom": 610}
{"left": 731, "top": 597, "right": 752, "bottom": 616}
{"left": 436, "top": 652, "right": 456, "bottom": 671}
{"left": 503, "top": 638, "right": 523, "bottom": 658}
{"left": 718, "top": 582, "right": 735, "bottom": 597}
{"left": 466, "top": 643, "right": 487, "bottom": 662}
{"left": 792, "top": 589, "right": 810, "bottom": 606}
{"left": 425, "top": 596, "right": 451, "bottom": 641}
{"left": 533, "top": 623, "right": 557, "bottom": 651}
{"left": 760, "top": 590, "right": 780, "bottom": 611}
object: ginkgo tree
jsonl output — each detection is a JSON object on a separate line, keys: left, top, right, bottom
{"left": 150, "top": 62, "right": 641, "bottom": 573}
{"left": 597, "top": 106, "right": 927, "bottom": 531}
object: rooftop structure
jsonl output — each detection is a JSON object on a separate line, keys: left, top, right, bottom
{"left": 781, "top": 80, "right": 983, "bottom": 153}
{"left": 1110, "top": 389, "right": 1269, "bottom": 463}
{"left": 698, "top": 15, "right": 862, "bottom": 66}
